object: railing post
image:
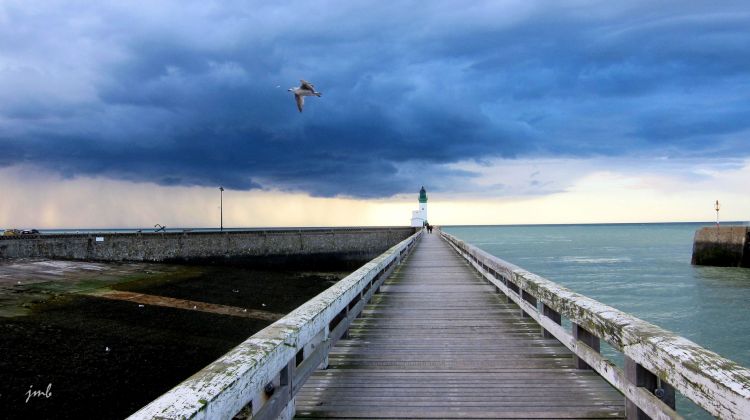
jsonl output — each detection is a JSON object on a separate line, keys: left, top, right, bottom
{"left": 277, "top": 359, "right": 296, "bottom": 420}
{"left": 304, "top": 326, "right": 329, "bottom": 370}
{"left": 521, "top": 290, "right": 537, "bottom": 318}
{"left": 542, "top": 304, "right": 561, "bottom": 338}
{"left": 506, "top": 280, "right": 520, "bottom": 295}
{"left": 342, "top": 306, "right": 350, "bottom": 339}
{"left": 625, "top": 356, "right": 676, "bottom": 420}
{"left": 497, "top": 276, "right": 509, "bottom": 303}
{"left": 250, "top": 383, "right": 269, "bottom": 416}
{"left": 660, "top": 381, "right": 676, "bottom": 412}
{"left": 572, "top": 323, "right": 599, "bottom": 369}
{"left": 494, "top": 284, "right": 508, "bottom": 303}
{"left": 252, "top": 357, "right": 296, "bottom": 420}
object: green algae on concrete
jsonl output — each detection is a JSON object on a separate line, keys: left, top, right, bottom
{"left": 0, "top": 259, "right": 190, "bottom": 317}
{"left": 691, "top": 226, "right": 750, "bottom": 267}
{"left": 114, "top": 266, "right": 348, "bottom": 314}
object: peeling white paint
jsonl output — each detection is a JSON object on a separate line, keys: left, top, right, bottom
{"left": 127, "top": 231, "right": 421, "bottom": 420}
{"left": 441, "top": 231, "right": 750, "bottom": 420}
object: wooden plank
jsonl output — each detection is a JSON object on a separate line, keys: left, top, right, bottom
{"left": 442, "top": 231, "right": 749, "bottom": 420}
{"left": 295, "top": 233, "right": 625, "bottom": 419}
{"left": 295, "top": 408, "right": 623, "bottom": 419}
{"left": 128, "top": 231, "right": 422, "bottom": 420}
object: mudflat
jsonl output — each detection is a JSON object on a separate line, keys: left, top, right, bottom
{"left": 0, "top": 259, "right": 352, "bottom": 420}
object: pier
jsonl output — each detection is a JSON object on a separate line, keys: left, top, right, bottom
{"left": 294, "top": 232, "right": 624, "bottom": 418}
{"left": 130, "top": 229, "right": 750, "bottom": 420}
{"left": 691, "top": 226, "right": 750, "bottom": 268}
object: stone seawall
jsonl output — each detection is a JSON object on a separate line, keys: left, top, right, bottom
{"left": 0, "top": 227, "right": 416, "bottom": 268}
{"left": 691, "top": 226, "right": 750, "bottom": 268}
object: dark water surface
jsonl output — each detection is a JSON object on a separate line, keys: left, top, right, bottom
{"left": 444, "top": 222, "right": 750, "bottom": 419}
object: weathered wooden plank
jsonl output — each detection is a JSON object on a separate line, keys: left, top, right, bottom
{"left": 127, "top": 231, "right": 421, "bottom": 420}
{"left": 443, "top": 230, "right": 750, "bottom": 420}
{"left": 295, "top": 233, "right": 625, "bottom": 419}
{"left": 295, "top": 408, "right": 624, "bottom": 419}
{"left": 299, "top": 382, "right": 620, "bottom": 390}
{"left": 298, "top": 385, "right": 622, "bottom": 394}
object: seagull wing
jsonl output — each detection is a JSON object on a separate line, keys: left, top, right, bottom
{"left": 300, "top": 79, "right": 315, "bottom": 91}
{"left": 295, "top": 93, "right": 304, "bottom": 112}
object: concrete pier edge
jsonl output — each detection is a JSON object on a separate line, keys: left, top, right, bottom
{"left": 691, "top": 226, "right": 750, "bottom": 268}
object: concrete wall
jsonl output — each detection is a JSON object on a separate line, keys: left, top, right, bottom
{"left": 691, "top": 226, "right": 750, "bottom": 268}
{"left": 0, "top": 227, "right": 416, "bottom": 268}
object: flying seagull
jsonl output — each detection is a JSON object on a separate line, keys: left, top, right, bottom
{"left": 288, "top": 80, "right": 322, "bottom": 112}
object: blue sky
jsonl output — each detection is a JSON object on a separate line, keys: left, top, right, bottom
{"left": 1, "top": 1, "right": 749, "bottom": 226}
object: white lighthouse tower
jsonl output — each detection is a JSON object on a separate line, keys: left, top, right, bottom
{"left": 410, "top": 186, "right": 428, "bottom": 227}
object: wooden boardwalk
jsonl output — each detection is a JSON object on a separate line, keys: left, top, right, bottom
{"left": 295, "top": 233, "right": 625, "bottom": 419}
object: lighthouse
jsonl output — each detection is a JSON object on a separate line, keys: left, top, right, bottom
{"left": 410, "top": 186, "right": 428, "bottom": 227}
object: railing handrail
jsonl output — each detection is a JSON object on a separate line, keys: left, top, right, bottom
{"left": 441, "top": 230, "right": 750, "bottom": 420}
{"left": 128, "top": 230, "right": 422, "bottom": 420}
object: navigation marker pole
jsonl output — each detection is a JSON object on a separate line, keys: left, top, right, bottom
{"left": 220, "top": 186, "right": 225, "bottom": 232}
{"left": 715, "top": 199, "right": 720, "bottom": 227}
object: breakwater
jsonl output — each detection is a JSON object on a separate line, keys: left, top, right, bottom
{"left": 691, "top": 226, "right": 750, "bottom": 268}
{"left": 0, "top": 227, "right": 415, "bottom": 267}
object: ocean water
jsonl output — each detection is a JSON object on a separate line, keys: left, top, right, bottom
{"left": 443, "top": 222, "right": 750, "bottom": 419}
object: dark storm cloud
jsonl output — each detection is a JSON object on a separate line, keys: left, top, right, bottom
{"left": 1, "top": 0, "right": 749, "bottom": 197}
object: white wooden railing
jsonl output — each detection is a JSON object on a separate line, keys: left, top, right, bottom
{"left": 128, "top": 230, "right": 422, "bottom": 420}
{"left": 441, "top": 230, "right": 750, "bottom": 420}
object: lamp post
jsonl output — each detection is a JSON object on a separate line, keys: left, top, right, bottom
{"left": 219, "top": 187, "right": 224, "bottom": 231}
{"left": 715, "top": 199, "right": 720, "bottom": 227}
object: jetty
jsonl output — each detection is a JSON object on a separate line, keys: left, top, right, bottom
{"left": 294, "top": 232, "right": 624, "bottom": 418}
{"left": 0, "top": 227, "right": 414, "bottom": 267}
{"left": 128, "top": 229, "right": 750, "bottom": 420}
{"left": 692, "top": 226, "right": 750, "bottom": 268}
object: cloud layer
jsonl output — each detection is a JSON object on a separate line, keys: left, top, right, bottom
{"left": 1, "top": 0, "right": 749, "bottom": 197}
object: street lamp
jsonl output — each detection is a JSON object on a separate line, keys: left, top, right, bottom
{"left": 219, "top": 187, "right": 224, "bottom": 231}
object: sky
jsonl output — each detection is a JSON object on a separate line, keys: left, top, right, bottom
{"left": 1, "top": 0, "right": 749, "bottom": 228}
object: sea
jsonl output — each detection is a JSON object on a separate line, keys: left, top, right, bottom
{"left": 443, "top": 222, "right": 750, "bottom": 419}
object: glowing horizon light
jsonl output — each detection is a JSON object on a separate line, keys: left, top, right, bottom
{"left": 1, "top": 161, "right": 748, "bottom": 229}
